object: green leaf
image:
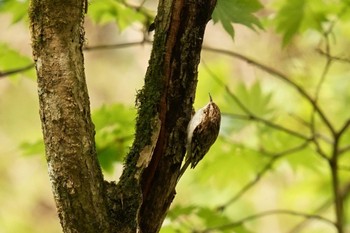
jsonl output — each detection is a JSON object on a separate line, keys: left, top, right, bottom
{"left": 167, "top": 205, "right": 197, "bottom": 221}
{"left": 0, "top": 0, "right": 29, "bottom": 23}
{"left": 274, "top": 0, "right": 305, "bottom": 45}
{"left": 212, "top": 0, "right": 264, "bottom": 39}
{"left": 234, "top": 225, "right": 254, "bottom": 233}
{"left": 20, "top": 140, "right": 45, "bottom": 157}
{"left": 226, "top": 81, "right": 275, "bottom": 118}
{"left": 168, "top": 205, "right": 233, "bottom": 231}
{"left": 88, "top": 0, "right": 148, "bottom": 30}
{"left": 196, "top": 206, "right": 232, "bottom": 227}
{"left": 19, "top": 104, "right": 136, "bottom": 173}
{"left": 159, "top": 226, "right": 178, "bottom": 233}
{"left": 273, "top": 0, "right": 340, "bottom": 45}
{"left": 0, "top": 43, "right": 35, "bottom": 80}
{"left": 93, "top": 104, "right": 136, "bottom": 173}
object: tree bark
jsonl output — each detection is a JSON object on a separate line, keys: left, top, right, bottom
{"left": 113, "top": 0, "right": 217, "bottom": 232}
{"left": 29, "top": 0, "right": 111, "bottom": 232}
{"left": 29, "top": 0, "right": 216, "bottom": 232}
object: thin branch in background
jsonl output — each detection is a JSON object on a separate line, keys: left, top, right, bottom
{"left": 0, "top": 63, "right": 35, "bottom": 78}
{"left": 330, "top": 141, "right": 344, "bottom": 233}
{"left": 312, "top": 135, "right": 331, "bottom": 161}
{"left": 337, "top": 118, "right": 350, "bottom": 137}
{"left": 339, "top": 165, "right": 350, "bottom": 172}
{"left": 287, "top": 113, "right": 333, "bottom": 144}
{"left": 339, "top": 144, "right": 350, "bottom": 156}
{"left": 0, "top": 41, "right": 149, "bottom": 78}
{"left": 288, "top": 112, "right": 311, "bottom": 128}
{"left": 314, "top": 49, "right": 332, "bottom": 106}
{"left": 202, "top": 46, "right": 336, "bottom": 136}
{"left": 201, "top": 60, "right": 226, "bottom": 87}
{"left": 224, "top": 113, "right": 310, "bottom": 141}
{"left": 216, "top": 156, "right": 278, "bottom": 211}
{"left": 287, "top": 182, "right": 350, "bottom": 233}
{"left": 311, "top": 18, "right": 334, "bottom": 143}
{"left": 217, "top": 141, "right": 312, "bottom": 211}
{"left": 321, "top": 16, "right": 350, "bottom": 228}
{"left": 202, "top": 62, "right": 310, "bottom": 141}
{"left": 201, "top": 209, "right": 336, "bottom": 233}
{"left": 120, "top": 0, "right": 153, "bottom": 17}
{"left": 316, "top": 49, "right": 350, "bottom": 64}
{"left": 287, "top": 200, "right": 333, "bottom": 233}
{"left": 84, "top": 40, "right": 147, "bottom": 51}
{"left": 312, "top": 17, "right": 349, "bottom": 230}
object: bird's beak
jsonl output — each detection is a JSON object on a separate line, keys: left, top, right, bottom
{"left": 209, "top": 93, "right": 212, "bottom": 102}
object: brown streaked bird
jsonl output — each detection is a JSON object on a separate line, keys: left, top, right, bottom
{"left": 178, "top": 93, "right": 221, "bottom": 179}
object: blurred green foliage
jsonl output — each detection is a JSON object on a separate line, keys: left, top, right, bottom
{"left": 93, "top": 104, "right": 135, "bottom": 172}
{"left": 212, "top": 0, "right": 263, "bottom": 38}
{"left": 1, "top": 0, "right": 350, "bottom": 232}
{"left": 88, "top": 0, "right": 150, "bottom": 30}
{"left": 0, "top": 0, "right": 28, "bottom": 23}
{"left": 0, "top": 43, "right": 35, "bottom": 80}
{"left": 21, "top": 104, "right": 136, "bottom": 173}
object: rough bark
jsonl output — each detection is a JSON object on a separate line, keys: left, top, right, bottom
{"left": 29, "top": 0, "right": 216, "bottom": 232}
{"left": 29, "top": 0, "right": 111, "bottom": 232}
{"left": 112, "top": 0, "right": 217, "bottom": 232}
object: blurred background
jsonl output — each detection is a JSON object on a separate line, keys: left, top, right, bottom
{"left": 1, "top": 0, "right": 350, "bottom": 232}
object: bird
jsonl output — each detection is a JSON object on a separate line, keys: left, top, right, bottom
{"left": 178, "top": 93, "right": 221, "bottom": 179}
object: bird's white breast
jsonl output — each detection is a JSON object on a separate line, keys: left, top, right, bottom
{"left": 187, "top": 103, "right": 209, "bottom": 143}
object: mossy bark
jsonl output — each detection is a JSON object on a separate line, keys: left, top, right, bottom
{"left": 29, "top": 0, "right": 216, "bottom": 232}
{"left": 29, "top": 0, "right": 111, "bottom": 232}
{"left": 115, "top": 0, "right": 217, "bottom": 232}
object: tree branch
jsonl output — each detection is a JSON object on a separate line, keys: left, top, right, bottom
{"left": 287, "top": 182, "right": 350, "bottom": 233}
{"left": 0, "top": 63, "right": 35, "bottom": 78}
{"left": 202, "top": 209, "right": 336, "bottom": 233}
{"left": 29, "top": 0, "right": 112, "bottom": 231}
{"left": 0, "top": 41, "right": 147, "bottom": 78}
{"left": 202, "top": 46, "right": 336, "bottom": 135}
{"left": 84, "top": 41, "right": 147, "bottom": 51}
{"left": 217, "top": 140, "right": 311, "bottom": 211}
{"left": 224, "top": 112, "right": 310, "bottom": 141}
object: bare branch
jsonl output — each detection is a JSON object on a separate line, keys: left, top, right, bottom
{"left": 337, "top": 118, "right": 350, "bottom": 137}
{"left": 224, "top": 112, "right": 310, "bottom": 141}
{"left": 202, "top": 63, "right": 311, "bottom": 141}
{"left": 217, "top": 140, "right": 311, "bottom": 211}
{"left": 84, "top": 41, "right": 147, "bottom": 51}
{"left": 0, "top": 41, "right": 149, "bottom": 79}
{"left": 288, "top": 182, "right": 350, "bottom": 233}
{"left": 202, "top": 209, "right": 336, "bottom": 233}
{"left": 0, "top": 63, "right": 35, "bottom": 78}
{"left": 202, "top": 46, "right": 336, "bottom": 135}
{"left": 339, "top": 144, "right": 350, "bottom": 156}
{"left": 316, "top": 49, "right": 350, "bottom": 64}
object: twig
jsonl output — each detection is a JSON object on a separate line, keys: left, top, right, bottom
{"left": 316, "top": 48, "right": 350, "bottom": 64}
{"left": 288, "top": 182, "right": 350, "bottom": 233}
{"left": 202, "top": 64, "right": 311, "bottom": 141}
{"left": 217, "top": 140, "right": 311, "bottom": 211}
{"left": 338, "top": 144, "right": 350, "bottom": 156}
{"left": 0, "top": 41, "right": 149, "bottom": 78}
{"left": 202, "top": 46, "right": 336, "bottom": 136}
{"left": 337, "top": 118, "right": 350, "bottom": 137}
{"left": 84, "top": 40, "right": 147, "bottom": 51}
{"left": 0, "top": 63, "right": 35, "bottom": 78}
{"left": 224, "top": 112, "right": 309, "bottom": 141}
{"left": 330, "top": 141, "right": 343, "bottom": 233}
{"left": 201, "top": 209, "right": 336, "bottom": 233}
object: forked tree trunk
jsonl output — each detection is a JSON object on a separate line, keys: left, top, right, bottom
{"left": 28, "top": 0, "right": 216, "bottom": 232}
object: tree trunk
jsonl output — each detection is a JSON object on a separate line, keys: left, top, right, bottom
{"left": 29, "top": 0, "right": 112, "bottom": 232}
{"left": 29, "top": 0, "right": 216, "bottom": 232}
{"left": 114, "top": 0, "right": 217, "bottom": 232}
